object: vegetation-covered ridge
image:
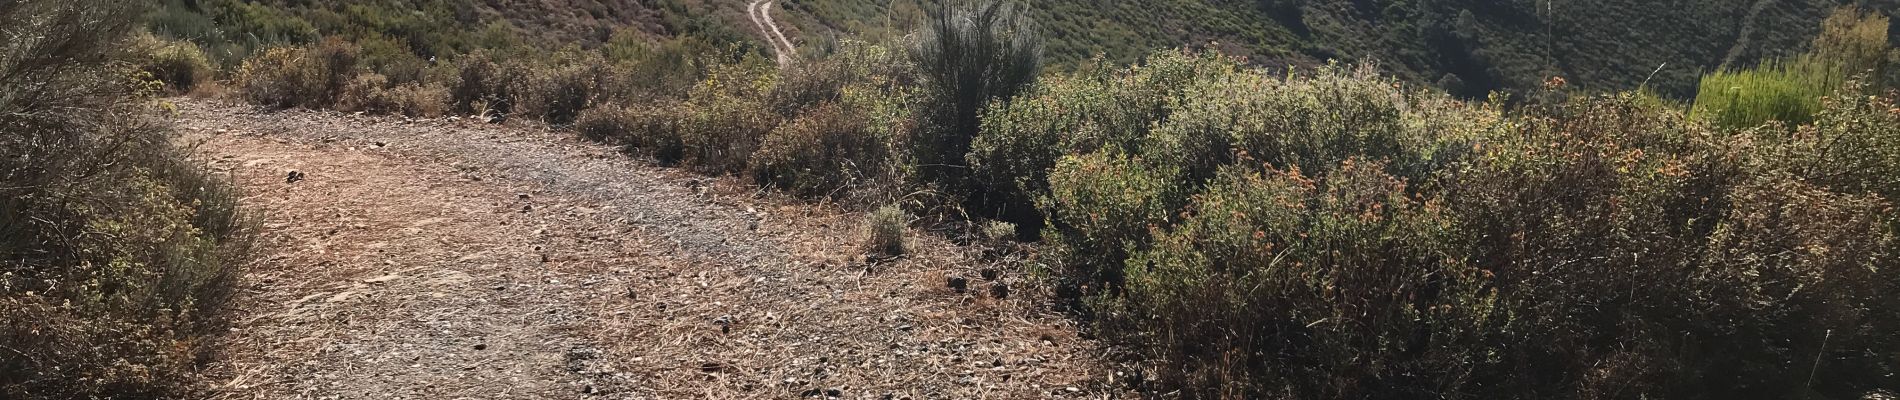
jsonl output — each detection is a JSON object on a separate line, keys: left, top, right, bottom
{"left": 9, "top": 0, "right": 1888, "bottom": 398}
{"left": 780, "top": 0, "right": 1900, "bottom": 98}
{"left": 148, "top": 0, "right": 1900, "bottom": 98}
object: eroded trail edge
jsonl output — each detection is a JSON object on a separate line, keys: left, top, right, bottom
{"left": 183, "top": 99, "right": 1114, "bottom": 399}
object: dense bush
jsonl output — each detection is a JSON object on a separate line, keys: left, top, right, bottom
{"left": 1122, "top": 159, "right": 1489, "bottom": 398}
{"left": 138, "top": 34, "right": 216, "bottom": 94}
{"left": 909, "top": 0, "right": 1042, "bottom": 190}
{"left": 235, "top": 38, "right": 362, "bottom": 109}
{"left": 1041, "top": 153, "right": 1182, "bottom": 292}
{"left": 750, "top": 42, "right": 915, "bottom": 200}
{"left": 1441, "top": 97, "right": 1897, "bottom": 398}
{"left": 337, "top": 72, "right": 451, "bottom": 117}
{"left": 1048, "top": 59, "right": 1900, "bottom": 397}
{"left": 969, "top": 50, "right": 1236, "bottom": 232}
{"left": 673, "top": 61, "right": 780, "bottom": 173}
{"left": 2, "top": 1, "right": 254, "bottom": 398}
{"left": 512, "top": 59, "right": 609, "bottom": 125}
{"left": 449, "top": 50, "right": 523, "bottom": 116}
{"left": 753, "top": 103, "right": 892, "bottom": 197}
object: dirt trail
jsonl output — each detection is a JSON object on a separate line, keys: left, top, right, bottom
{"left": 179, "top": 99, "right": 1119, "bottom": 399}
{"left": 749, "top": 0, "right": 796, "bottom": 65}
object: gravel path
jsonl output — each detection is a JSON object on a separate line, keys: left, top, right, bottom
{"left": 179, "top": 99, "right": 1121, "bottom": 399}
{"left": 749, "top": 0, "right": 796, "bottom": 65}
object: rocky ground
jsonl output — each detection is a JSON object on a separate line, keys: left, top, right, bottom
{"left": 174, "top": 99, "right": 1129, "bottom": 399}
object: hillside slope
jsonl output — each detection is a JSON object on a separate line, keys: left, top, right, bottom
{"left": 152, "top": 0, "right": 1896, "bottom": 96}
{"left": 775, "top": 0, "right": 1899, "bottom": 97}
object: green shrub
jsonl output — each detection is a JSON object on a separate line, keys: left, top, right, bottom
{"left": 1145, "top": 63, "right": 1413, "bottom": 184}
{"left": 513, "top": 57, "right": 611, "bottom": 125}
{"left": 601, "top": 32, "right": 716, "bottom": 99}
{"left": 1442, "top": 96, "right": 1899, "bottom": 398}
{"left": 750, "top": 42, "right": 915, "bottom": 200}
{"left": 138, "top": 34, "right": 216, "bottom": 94}
{"left": 615, "top": 103, "right": 691, "bottom": 163}
{"left": 1692, "top": 7, "right": 1890, "bottom": 129}
{"left": 909, "top": 0, "right": 1043, "bottom": 189}
{"left": 1042, "top": 152, "right": 1181, "bottom": 292}
{"left": 1690, "top": 58, "right": 1840, "bottom": 129}
{"left": 1030, "top": 50, "right": 1900, "bottom": 396}
{"left": 2, "top": 1, "right": 254, "bottom": 397}
{"left": 865, "top": 204, "right": 909, "bottom": 258}
{"left": 969, "top": 50, "right": 1238, "bottom": 232}
{"left": 449, "top": 50, "right": 522, "bottom": 116}
{"left": 674, "top": 61, "right": 779, "bottom": 173}
{"left": 337, "top": 73, "right": 449, "bottom": 117}
{"left": 234, "top": 38, "right": 361, "bottom": 108}
{"left": 356, "top": 34, "right": 432, "bottom": 85}
{"left": 1122, "top": 159, "right": 1489, "bottom": 397}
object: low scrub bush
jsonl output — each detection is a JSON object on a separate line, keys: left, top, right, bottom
{"left": 138, "top": 34, "right": 216, "bottom": 94}
{"left": 970, "top": 50, "right": 1237, "bottom": 231}
{"left": 575, "top": 104, "right": 640, "bottom": 143}
{"left": 337, "top": 73, "right": 449, "bottom": 117}
{"left": 865, "top": 204, "right": 909, "bottom": 258}
{"left": 1121, "top": 159, "right": 1488, "bottom": 397}
{"left": 751, "top": 42, "right": 915, "bottom": 200}
{"left": 1068, "top": 84, "right": 1900, "bottom": 397}
{"left": 752, "top": 102, "right": 894, "bottom": 198}
{"left": 512, "top": 57, "right": 611, "bottom": 125}
{"left": 2, "top": 1, "right": 255, "bottom": 398}
{"left": 611, "top": 103, "right": 695, "bottom": 164}
{"left": 674, "top": 61, "right": 779, "bottom": 173}
{"left": 449, "top": 50, "right": 524, "bottom": 116}
{"left": 234, "top": 37, "right": 361, "bottom": 108}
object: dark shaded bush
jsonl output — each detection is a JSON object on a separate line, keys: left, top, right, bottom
{"left": 752, "top": 102, "right": 897, "bottom": 198}
{"left": 1122, "top": 159, "right": 1488, "bottom": 398}
{"left": 449, "top": 50, "right": 523, "bottom": 116}
{"left": 909, "top": 0, "right": 1042, "bottom": 189}
{"left": 588, "top": 102, "right": 691, "bottom": 164}
{"left": 512, "top": 53, "right": 618, "bottom": 125}
{"left": 2, "top": 1, "right": 255, "bottom": 398}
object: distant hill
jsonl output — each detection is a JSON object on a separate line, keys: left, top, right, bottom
{"left": 150, "top": 0, "right": 1897, "bottom": 97}
{"left": 773, "top": 0, "right": 1898, "bottom": 97}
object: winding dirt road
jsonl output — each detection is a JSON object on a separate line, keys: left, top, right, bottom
{"left": 180, "top": 99, "right": 1119, "bottom": 399}
{"left": 749, "top": 0, "right": 796, "bottom": 65}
